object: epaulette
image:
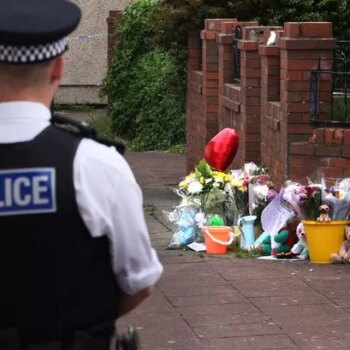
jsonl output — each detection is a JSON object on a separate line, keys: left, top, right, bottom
{"left": 51, "top": 113, "right": 126, "bottom": 155}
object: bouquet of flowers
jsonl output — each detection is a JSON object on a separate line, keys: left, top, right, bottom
{"left": 243, "top": 166, "right": 276, "bottom": 230}
{"left": 229, "top": 173, "right": 249, "bottom": 225}
{"left": 300, "top": 184, "right": 322, "bottom": 220}
{"left": 179, "top": 159, "right": 233, "bottom": 219}
{"left": 279, "top": 180, "right": 350, "bottom": 221}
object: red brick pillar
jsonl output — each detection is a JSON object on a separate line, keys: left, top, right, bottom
{"left": 216, "top": 21, "right": 258, "bottom": 99}
{"left": 186, "top": 31, "right": 203, "bottom": 171}
{"left": 279, "top": 22, "right": 336, "bottom": 179}
{"left": 238, "top": 27, "right": 263, "bottom": 165}
{"left": 217, "top": 21, "right": 237, "bottom": 95}
{"left": 259, "top": 43, "right": 285, "bottom": 185}
{"left": 188, "top": 30, "right": 202, "bottom": 72}
{"left": 200, "top": 20, "right": 223, "bottom": 144}
{"left": 216, "top": 20, "right": 237, "bottom": 135}
{"left": 107, "top": 10, "right": 122, "bottom": 65}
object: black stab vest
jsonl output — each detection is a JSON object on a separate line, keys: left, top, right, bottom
{"left": 0, "top": 126, "right": 120, "bottom": 342}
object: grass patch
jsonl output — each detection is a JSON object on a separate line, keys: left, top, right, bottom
{"left": 55, "top": 104, "right": 96, "bottom": 113}
{"left": 168, "top": 144, "right": 186, "bottom": 154}
{"left": 227, "top": 241, "right": 262, "bottom": 259}
{"left": 88, "top": 112, "right": 118, "bottom": 141}
{"left": 332, "top": 93, "right": 350, "bottom": 121}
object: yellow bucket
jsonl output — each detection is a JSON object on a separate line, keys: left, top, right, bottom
{"left": 302, "top": 220, "right": 350, "bottom": 264}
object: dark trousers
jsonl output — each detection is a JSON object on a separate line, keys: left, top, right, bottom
{"left": 0, "top": 328, "right": 113, "bottom": 350}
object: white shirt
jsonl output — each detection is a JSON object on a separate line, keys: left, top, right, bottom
{"left": 0, "top": 101, "right": 163, "bottom": 295}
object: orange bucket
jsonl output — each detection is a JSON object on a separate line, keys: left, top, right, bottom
{"left": 201, "top": 226, "right": 234, "bottom": 254}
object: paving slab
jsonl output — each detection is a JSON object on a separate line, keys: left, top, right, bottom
{"left": 204, "top": 334, "right": 299, "bottom": 350}
{"left": 168, "top": 291, "right": 247, "bottom": 307}
{"left": 193, "top": 322, "right": 282, "bottom": 339}
{"left": 118, "top": 152, "right": 350, "bottom": 350}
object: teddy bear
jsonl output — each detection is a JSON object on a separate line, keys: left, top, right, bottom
{"left": 291, "top": 222, "right": 308, "bottom": 260}
{"left": 330, "top": 225, "right": 350, "bottom": 263}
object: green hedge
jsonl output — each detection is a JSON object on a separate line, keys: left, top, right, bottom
{"left": 101, "top": 0, "right": 186, "bottom": 151}
{"left": 102, "top": 0, "right": 350, "bottom": 151}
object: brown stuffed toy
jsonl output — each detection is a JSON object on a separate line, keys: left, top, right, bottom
{"left": 330, "top": 225, "right": 350, "bottom": 263}
{"left": 317, "top": 204, "right": 331, "bottom": 222}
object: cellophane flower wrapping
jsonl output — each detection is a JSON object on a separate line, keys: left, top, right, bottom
{"left": 164, "top": 193, "right": 202, "bottom": 249}
{"left": 248, "top": 167, "right": 277, "bottom": 227}
{"left": 321, "top": 178, "right": 350, "bottom": 220}
{"left": 275, "top": 178, "right": 350, "bottom": 221}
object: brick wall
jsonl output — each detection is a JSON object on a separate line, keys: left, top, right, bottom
{"left": 186, "top": 31, "right": 205, "bottom": 171}
{"left": 186, "top": 20, "right": 346, "bottom": 186}
{"left": 290, "top": 128, "right": 350, "bottom": 185}
{"left": 107, "top": 10, "right": 123, "bottom": 65}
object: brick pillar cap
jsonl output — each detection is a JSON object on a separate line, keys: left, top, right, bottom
{"left": 205, "top": 19, "right": 236, "bottom": 31}
{"left": 284, "top": 22, "right": 333, "bottom": 38}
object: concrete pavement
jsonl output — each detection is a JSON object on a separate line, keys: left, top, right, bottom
{"left": 122, "top": 151, "right": 350, "bottom": 350}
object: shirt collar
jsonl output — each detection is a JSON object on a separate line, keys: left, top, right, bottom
{"left": 0, "top": 101, "right": 51, "bottom": 121}
{"left": 0, "top": 101, "right": 51, "bottom": 143}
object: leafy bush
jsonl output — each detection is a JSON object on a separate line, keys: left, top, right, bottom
{"left": 103, "top": 0, "right": 350, "bottom": 151}
{"left": 128, "top": 49, "right": 186, "bottom": 150}
{"left": 154, "top": 0, "right": 349, "bottom": 48}
{"left": 102, "top": 0, "right": 186, "bottom": 150}
{"left": 88, "top": 112, "right": 116, "bottom": 141}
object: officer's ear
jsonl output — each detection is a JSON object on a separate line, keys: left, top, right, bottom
{"left": 51, "top": 56, "right": 64, "bottom": 83}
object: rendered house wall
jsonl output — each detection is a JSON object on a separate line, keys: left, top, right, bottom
{"left": 56, "top": 0, "right": 129, "bottom": 104}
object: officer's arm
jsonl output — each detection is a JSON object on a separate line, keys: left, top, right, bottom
{"left": 118, "top": 287, "right": 153, "bottom": 317}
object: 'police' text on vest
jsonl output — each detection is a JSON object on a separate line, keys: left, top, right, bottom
{"left": 0, "top": 168, "right": 56, "bottom": 216}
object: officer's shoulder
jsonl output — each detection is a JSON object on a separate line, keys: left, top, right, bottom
{"left": 51, "top": 113, "right": 125, "bottom": 155}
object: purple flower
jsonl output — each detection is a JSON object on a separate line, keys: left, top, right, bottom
{"left": 267, "top": 188, "right": 278, "bottom": 201}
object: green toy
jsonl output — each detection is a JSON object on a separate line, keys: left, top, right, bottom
{"left": 256, "top": 227, "right": 296, "bottom": 257}
{"left": 208, "top": 215, "right": 225, "bottom": 226}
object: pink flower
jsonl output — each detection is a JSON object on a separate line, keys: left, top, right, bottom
{"left": 242, "top": 178, "right": 250, "bottom": 187}
{"left": 267, "top": 188, "right": 278, "bottom": 201}
{"left": 305, "top": 185, "right": 320, "bottom": 198}
{"left": 255, "top": 174, "right": 270, "bottom": 185}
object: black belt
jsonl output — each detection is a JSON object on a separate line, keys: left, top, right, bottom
{"left": 22, "top": 332, "right": 111, "bottom": 350}
{"left": 0, "top": 326, "right": 140, "bottom": 350}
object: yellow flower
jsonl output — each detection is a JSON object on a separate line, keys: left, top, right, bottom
{"left": 224, "top": 174, "right": 231, "bottom": 182}
{"left": 179, "top": 173, "right": 196, "bottom": 188}
{"left": 231, "top": 178, "right": 243, "bottom": 188}
{"left": 181, "top": 184, "right": 188, "bottom": 190}
{"left": 241, "top": 186, "right": 248, "bottom": 192}
{"left": 200, "top": 176, "right": 205, "bottom": 184}
{"left": 213, "top": 172, "right": 225, "bottom": 183}
{"left": 185, "top": 173, "right": 195, "bottom": 180}
{"left": 212, "top": 171, "right": 225, "bottom": 178}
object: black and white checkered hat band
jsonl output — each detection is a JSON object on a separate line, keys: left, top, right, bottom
{"left": 0, "top": 38, "right": 67, "bottom": 64}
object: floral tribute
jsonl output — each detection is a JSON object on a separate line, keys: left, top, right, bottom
{"left": 275, "top": 179, "right": 350, "bottom": 222}
{"left": 165, "top": 160, "right": 275, "bottom": 248}
{"left": 165, "top": 155, "right": 350, "bottom": 265}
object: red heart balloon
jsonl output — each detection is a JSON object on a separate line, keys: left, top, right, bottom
{"left": 205, "top": 128, "right": 239, "bottom": 171}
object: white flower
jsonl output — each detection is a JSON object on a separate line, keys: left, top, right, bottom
{"left": 187, "top": 181, "right": 203, "bottom": 194}
{"left": 224, "top": 182, "right": 232, "bottom": 193}
{"left": 255, "top": 184, "right": 269, "bottom": 197}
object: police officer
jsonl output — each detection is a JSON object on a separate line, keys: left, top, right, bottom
{"left": 0, "top": 1, "right": 163, "bottom": 349}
